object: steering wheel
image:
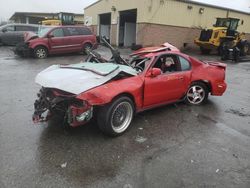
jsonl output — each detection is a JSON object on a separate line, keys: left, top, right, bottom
{"left": 134, "top": 65, "right": 143, "bottom": 72}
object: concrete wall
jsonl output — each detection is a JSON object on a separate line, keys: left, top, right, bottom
{"left": 137, "top": 23, "right": 201, "bottom": 49}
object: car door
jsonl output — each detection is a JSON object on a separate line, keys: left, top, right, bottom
{"left": 143, "top": 54, "right": 192, "bottom": 107}
{"left": 63, "top": 27, "right": 82, "bottom": 52}
{"left": 1, "top": 25, "right": 16, "bottom": 45}
{"left": 48, "top": 28, "right": 68, "bottom": 54}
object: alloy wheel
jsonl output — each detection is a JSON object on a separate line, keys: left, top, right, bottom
{"left": 111, "top": 101, "right": 133, "bottom": 133}
{"left": 36, "top": 48, "right": 46, "bottom": 58}
{"left": 186, "top": 85, "right": 205, "bottom": 105}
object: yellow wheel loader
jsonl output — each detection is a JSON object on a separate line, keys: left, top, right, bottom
{"left": 194, "top": 17, "right": 249, "bottom": 55}
{"left": 41, "top": 12, "right": 75, "bottom": 26}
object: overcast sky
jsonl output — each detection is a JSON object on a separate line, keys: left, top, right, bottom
{"left": 0, "top": 0, "right": 249, "bottom": 21}
{"left": 0, "top": 0, "right": 97, "bottom": 21}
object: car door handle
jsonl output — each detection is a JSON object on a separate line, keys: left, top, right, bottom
{"left": 179, "top": 76, "right": 184, "bottom": 80}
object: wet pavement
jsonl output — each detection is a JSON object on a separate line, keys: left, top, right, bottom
{"left": 0, "top": 46, "right": 250, "bottom": 188}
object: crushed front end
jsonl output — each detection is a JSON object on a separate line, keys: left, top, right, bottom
{"left": 32, "top": 88, "right": 93, "bottom": 127}
{"left": 14, "top": 42, "right": 32, "bottom": 57}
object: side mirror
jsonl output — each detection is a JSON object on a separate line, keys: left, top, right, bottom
{"left": 47, "top": 34, "right": 54, "bottom": 38}
{"left": 2, "top": 28, "right": 7, "bottom": 33}
{"left": 146, "top": 68, "right": 161, "bottom": 77}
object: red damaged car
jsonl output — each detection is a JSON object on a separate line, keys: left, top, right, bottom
{"left": 33, "top": 39, "right": 227, "bottom": 136}
{"left": 15, "top": 25, "right": 96, "bottom": 58}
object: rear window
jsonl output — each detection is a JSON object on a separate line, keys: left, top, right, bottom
{"left": 65, "top": 27, "right": 92, "bottom": 36}
{"left": 16, "top": 25, "right": 38, "bottom": 32}
{"left": 16, "top": 26, "right": 29, "bottom": 31}
{"left": 79, "top": 27, "right": 92, "bottom": 35}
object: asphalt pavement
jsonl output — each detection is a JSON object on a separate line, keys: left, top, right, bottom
{"left": 0, "top": 46, "right": 250, "bottom": 188}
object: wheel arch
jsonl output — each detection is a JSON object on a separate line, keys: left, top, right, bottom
{"left": 191, "top": 80, "right": 211, "bottom": 92}
{"left": 111, "top": 92, "right": 136, "bottom": 109}
{"left": 83, "top": 41, "right": 93, "bottom": 48}
{"left": 33, "top": 44, "right": 49, "bottom": 52}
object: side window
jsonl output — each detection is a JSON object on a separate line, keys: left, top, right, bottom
{"left": 29, "top": 26, "right": 38, "bottom": 32}
{"left": 67, "top": 27, "right": 80, "bottom": 36}
{"left": 79, "top": 27, "right": 92, "bottom": 35}
{"left": 16, "top": 26, "right": 30, "bottom": 31}
{"left": 51, "top": 28, "right": 64, "bottom": 37}
{"left": 153, "top": 55, "right": 181, "bottom": 74}
{"left": 5, "top": 25, "right": 15, "bottom": 32}
{"left": 179, "top": 56, "right": 191, "bottom": 71}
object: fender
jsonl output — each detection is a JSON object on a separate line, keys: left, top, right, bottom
{"left": 29, "top": 41, "right": 49, "bottom": 51}
{"left": 76, "top": 76, "right": 144, "bottom": 110}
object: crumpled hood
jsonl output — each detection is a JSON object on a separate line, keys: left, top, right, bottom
{"left": 24, "top": 32, "right": 38, "bottom": 42}
{"left": 35, "top": 62, "right": 138, "bottom": 95}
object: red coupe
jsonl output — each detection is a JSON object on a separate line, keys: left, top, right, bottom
{"left": 33, "top": 41, "right": 227, "bottom": 136}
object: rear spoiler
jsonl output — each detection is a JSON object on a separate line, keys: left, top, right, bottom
{"left": 204, "top": 61, "right": 227, "bottom": 69}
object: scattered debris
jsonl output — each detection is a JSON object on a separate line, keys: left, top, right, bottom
{"left": 225, "top": 109, "right": 250, "bottom": 117}
{"left": 191, "top": 160, "right": 194, "bottom": 163}
{"left": 61, "top": 162, "right": 67, "bottom": 168}
{"left": 233, "top": 154, "right": 238, "bottom": 158}
{"left": 135, "top": 136, "right": 147, "bottom": 143}
{"left": 146, "top": 145, "right": 150, "bottom": 148}
{"left": 216, "top": 169, "right": 220, "bottom": 173}
{"left": 138, "top": 127, "right": 143, "bottom": 130}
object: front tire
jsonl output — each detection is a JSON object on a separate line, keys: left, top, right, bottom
{"left": 34, "top": 46, "right": 48, "bottom": 59}
{"left": 97, "top": 96, "right": 134, "bottom": 137}
{"left": 185, "top": 82, "right": 208, "bottom": 105}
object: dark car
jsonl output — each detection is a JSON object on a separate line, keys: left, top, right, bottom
{"left": 15, "top": 25, "right": 97, "bottom": 58}
{"left": 0, "top": 23, "right": 39, "bottom": 46}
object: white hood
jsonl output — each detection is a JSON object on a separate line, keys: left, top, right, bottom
{"left": 35, "top": 62, "right": 137, "bottom": 94}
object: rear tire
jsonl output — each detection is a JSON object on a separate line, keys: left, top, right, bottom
{"left": 185, "top": 82, "right": 209, "bottom": 105}
{"left": 83, "top": 43, "right": 92, "bottom": 55}
{"left": 97, "top": 96, "right": 134, "bottom": 137}
{"left": 34, "top": 46, "right": 48, "bottom": 59}
{"left": 241, "top": 42, "right": 249, "bottom": 56}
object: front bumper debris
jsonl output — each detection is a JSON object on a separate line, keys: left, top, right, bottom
{"left": 32, "top": 88, "right": 93, "bottom": 127}
{"left": 14, "top": 42, "right": 31, "bottom": 57}
{"left": 67, "top": 104, "right": 93, "bottom": 127}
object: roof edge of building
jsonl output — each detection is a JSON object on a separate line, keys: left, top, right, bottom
{"left": 84, "top": 0, "right": 102, "bottom": 10}
{"left": 181, "top": 0, "right": 250, "bottom": 15}
{"left": 9, "top": 12, "right": 84, "bottom": 21}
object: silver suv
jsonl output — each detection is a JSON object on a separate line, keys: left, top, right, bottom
{"left": 0, "top": 23, "right": 39, "bottom": 46}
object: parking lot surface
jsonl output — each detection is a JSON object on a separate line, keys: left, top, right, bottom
{"left": 0, "top": 47, "right": 250, "bottom": 188}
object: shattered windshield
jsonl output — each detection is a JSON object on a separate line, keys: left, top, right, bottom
{"left": 130, "top": 57, "right": 152, "bottom": 72}
{"left": 38, "top": 26, "right": 54, "bottom": 37}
